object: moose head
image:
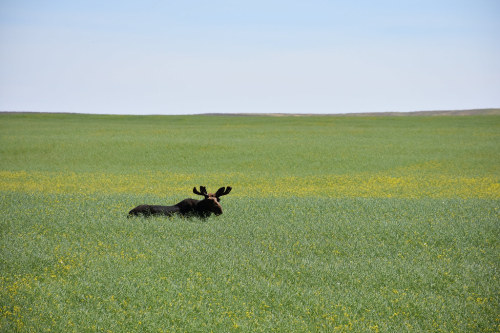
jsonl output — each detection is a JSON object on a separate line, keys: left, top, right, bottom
{"left": 192, "top": 186, "right": 232, "bottom": 216}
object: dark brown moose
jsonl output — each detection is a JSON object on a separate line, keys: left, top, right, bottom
{"left": 128, "top": 186, "right": 232, "bottom": 218}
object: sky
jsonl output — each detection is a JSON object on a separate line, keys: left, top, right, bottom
{"left": 1, "top": 0, "right": 499, "bottom": 115}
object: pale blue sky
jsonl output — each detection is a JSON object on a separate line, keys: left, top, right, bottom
{"left": 1, "top": 0, "right": 499, "bottom": 114}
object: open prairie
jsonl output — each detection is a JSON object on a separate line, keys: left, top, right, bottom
{"left": 1, "top": 113, "right": 499, "bottom": 332}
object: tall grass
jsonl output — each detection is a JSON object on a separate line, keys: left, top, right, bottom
{"left": 0, "top": 113, "right": 499, "bottom": 332}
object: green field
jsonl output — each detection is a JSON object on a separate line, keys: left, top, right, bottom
{"left": 1, "top": 113, "right": 499, "bottom": 332}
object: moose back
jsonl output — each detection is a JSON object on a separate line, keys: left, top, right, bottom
{"left": 128, "top": 186, "right": 232, "bottom": 218}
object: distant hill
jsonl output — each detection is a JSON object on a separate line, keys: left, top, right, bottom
{"left": 203, "top": 108, "right": 500, "bottom": 117}
{"left": 2, "top": 108, "right": 499, "bottom": 117}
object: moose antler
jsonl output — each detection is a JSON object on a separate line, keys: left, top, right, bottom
{"left": 215, "top": 186, "right": 232, "bottom": 199}
{"left": 193, "top": 186, "right": 208, "bottom": 197}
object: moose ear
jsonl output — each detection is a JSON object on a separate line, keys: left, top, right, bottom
{"left": 224, "top": 186, "right": 232, "bottom": 195}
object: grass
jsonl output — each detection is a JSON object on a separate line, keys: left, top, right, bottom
{"left": 0, "top": 113, "right": 499, "bottom": 332}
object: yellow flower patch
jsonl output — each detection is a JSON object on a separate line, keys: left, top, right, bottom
{"left": 1, "top": 170, "right": 498, "bottom": 199}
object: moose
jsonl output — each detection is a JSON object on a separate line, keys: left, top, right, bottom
{"left": 128, "top": 186, "right": 232, "bottom": 218}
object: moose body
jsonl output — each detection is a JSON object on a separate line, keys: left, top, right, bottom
{"left": 128, "top": 186, "right": 231, "bottom": 218}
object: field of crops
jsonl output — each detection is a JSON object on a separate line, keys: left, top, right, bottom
{"left": 1, "top": 113, "right": 498, "bottom": 332}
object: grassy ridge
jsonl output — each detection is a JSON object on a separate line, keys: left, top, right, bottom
{"left": 1, "top": 113, "right": 498, "bottom": 177}
{"left": 0, "top": 113, "right": 499, "bottom": 332}
{"left": 1, "top": 113, "right": 498, "bottom": 199}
